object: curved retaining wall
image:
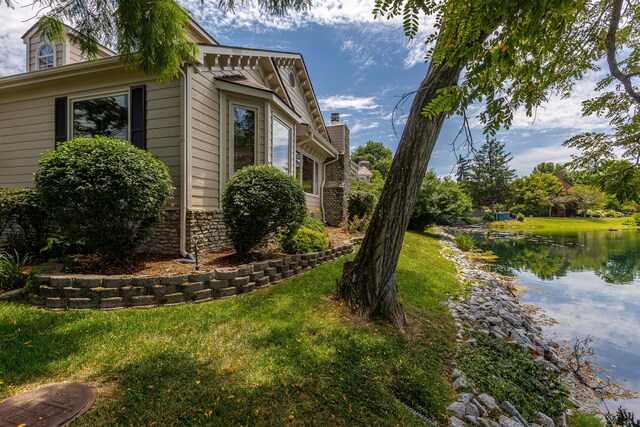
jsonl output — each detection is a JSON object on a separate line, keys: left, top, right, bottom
{"left": 28, "top": 238, "right": 363, "bottom": 310}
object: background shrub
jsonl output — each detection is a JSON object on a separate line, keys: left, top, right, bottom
{"left": 0, "top": 188, "right": 52, "bottom": 254}
{"left": 348, "top": 190, "right": 377, "bottom": 220}
{"left": 0, "top": 251, "right": 34, "bottom": 291}
{"left": 515, "top": 212, "right": 526, "bottom": 222}
{"left": 223, "top": 165, "right": 306, "bottom": 257}
{"left": 633, "top": 213, "right": 640, "bottom": 226}
{"left": 454, "top": 233, "right": 477, "bottom": 251}
{"left": 35, "top": 137, "right": 174, "bottom": 261}
{"left": 280, "top": 216, "right": 329, "bottom": 254}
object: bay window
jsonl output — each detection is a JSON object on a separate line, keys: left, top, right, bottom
{"left": 233, "top": 107, "right": 256, "bottom": 172}
{"left": 296, "top": 151, "right": 319, "bottom": 195}
{"left": 272, "top": 117, "right": 292, "bottom": 174}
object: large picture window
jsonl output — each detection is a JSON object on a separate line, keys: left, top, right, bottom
{"left": 233, "top": 107, "right": 256, "bottom": 172}
{"left": 272, "top": 117, "right": 292, "bottom": 174}
{"left": 296, "top": 152, "right": 319, "bottom": 195}
{"left": 72, "top": 94, "right": 129, "bottom": 140}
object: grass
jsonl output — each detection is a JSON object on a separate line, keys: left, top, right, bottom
{"left": 569, "top": 412, "right": 604, "bottom": 427}
{"left": 0, "top": 231, "right": 463, "bottom": 426}
{"left": 489, "top": 217, "right": 630, "bottom": 231}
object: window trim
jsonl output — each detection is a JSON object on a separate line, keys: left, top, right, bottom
{"left": 228, "top": 100, "right": 260, "bottom": 175}
{"left": 297, "top": 150, "right": 321, "bottom": 197}
{"left": 68, "top": 90, "right": 131, "bottom": 141}
{"left": 37, "top": 43, "right": 56, "bottom": 70}
{"left": 271, "top": 113, "right": 294, "bottom": 175}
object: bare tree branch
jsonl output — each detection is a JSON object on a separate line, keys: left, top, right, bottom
{"left": 606, "top": 0, "right": 640, "bottom": 103}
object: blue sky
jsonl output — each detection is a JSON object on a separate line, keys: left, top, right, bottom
{"left": 0, "top": 0, "right": 612, "bottom": 176}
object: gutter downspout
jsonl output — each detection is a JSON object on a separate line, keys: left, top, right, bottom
{"left": 178, "top": 65, "right": 195, "bottom": 261}
{"left": 321, "top": 151, "right": 342, "bottom": 223}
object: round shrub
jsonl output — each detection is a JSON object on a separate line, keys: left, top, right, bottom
{"left": 280, "top": 216, "right": 329, "bottom": 254}
{"left": 35, "top": 137, "right": 174, "bottom": 261}
{"left": 515, "top": 212, "right": 526, "bottom": 222}
{"left": 347, "top": 190, "right": 377, "bottom": 220}
{"left": 222, "top": 165, "right": 306, "bottom": 257}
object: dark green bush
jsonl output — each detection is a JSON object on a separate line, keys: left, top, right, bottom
{"left": 347, "top": 190, "right": 377, "bottom": 220}
{"left": 409, "top": 172, "right": 472, "bottom": 230}
{"left": 35, "top": 137, "right": 174, "bottom": 261}
{"left": 632, "top": 213, "right": 640, "bottom": 225}
{"left": 515, "top": 212, "right": 526, "bottom": 222}
{"left": 0, "top": 188, "right": 52, "bottom": 254}
{"left": 223, "top": 165, "right": 307, "bottom": 257}
{"left": 280, "top": 216, "right": 329, "bottom": 254}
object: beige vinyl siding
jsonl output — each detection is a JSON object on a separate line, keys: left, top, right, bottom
{"left": 27, "top": 35, "right": 63, "bottom": 72}
{"left": 68, "top": 37, "right": 85, "bottom": 63}
{"left": 279, "top": 66, "right": 314, "bottom": 125}
{"left": 0, "top": 66, "right": 182, "bottom": 206}
{"left": 191, "top": 71, "right": 220, "bottom": 210}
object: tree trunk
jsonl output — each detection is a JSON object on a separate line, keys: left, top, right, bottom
{"left": 335, "top": 60, "right": 462, "bottom": 331}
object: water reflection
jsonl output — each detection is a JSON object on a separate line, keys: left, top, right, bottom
{"left": 472, "top": 230, "right": 640, "bottom": 285}
{"left": 470, "top": 229, "right": 640, "bottom": 413}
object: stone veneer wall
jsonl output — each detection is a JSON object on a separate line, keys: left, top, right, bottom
{"left": 28, "top": 237, "right": 363, "bottom": 310}
{"left": 140, "top": 209, "right": 232, "bottom": 255}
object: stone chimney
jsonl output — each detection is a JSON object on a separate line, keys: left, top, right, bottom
{"left": 324, "top": 113, "right": 351, "bottom": 226}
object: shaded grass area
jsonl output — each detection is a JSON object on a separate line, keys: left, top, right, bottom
{"left": 489, "top": 217, "right": 629, "bottom": 232}
{"left": 0, "top": 231, "right": 462, "bottom": 426}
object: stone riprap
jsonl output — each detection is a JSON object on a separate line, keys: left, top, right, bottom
{"left": 438, "top": 228, "right": 597, "bottom": 427}
{"left": 27, "top": 238, "right": 363, "bottom": 311}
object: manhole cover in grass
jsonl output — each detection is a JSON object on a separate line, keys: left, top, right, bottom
{"left": 0, "top": 382, "right": 96, "bottom": 427}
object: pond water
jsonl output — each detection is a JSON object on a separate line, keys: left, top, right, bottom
{"left": 470, "top": 229, "right": 640, "bottom": 414}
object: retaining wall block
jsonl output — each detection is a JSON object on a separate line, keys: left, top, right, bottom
{"left": 68, "top": 298, "right": 97, "bottom": 309}
{"left": 132, "top": 276, "right": 157, "bottom": 287}
{"left": 210, "top": 279, "right": 229, "bottom": 290}
{"left": 256, "top": 276, "right": 270, "bottom": 288}
{"left": 240, "top": 282, "right": 256, "bottom": 293}
{"left": 162, "top": 292, "right": 186, "bottom": 305}
{"left": 265, "top": 267, "right": 277, "bottom": 276}
{"left": 160, "top": 275, "right": 188, "bottom": 286}
{"left": 45, "top": 297, "right": 67, "bottom": 309}
{"left": 267, "top": 259, "right": 283, "bottom": 269}
{"left": 33, "top": 275, "right": 50, "bottom": 286}
{"left": 236, "top": 264, "right": 253, "bottom": 277}
{"left": 88, "top": 287, "right": 120, "bottom": 299}
{"left": 120, "top": 286, "right": 146, "bottom": 299}
{"left": 62, "top": 287, "right": 83, "bottom": 298}
{"left": 269, "top": 273, "right": 282, "bottom": 284}
{"left": 188, "top": 272, "right": 212, "bottom": 283}
{"left": 129, "top": 295, "right": 157, "bottom": 307}
{"left": 233, "top": 276, "right": 250, "bottom": 288}
{"left": 151, "top": 284, "right": 176, "bottom": 297}
{"left": 291, "top": 255, "right": 301, "bottom": 262}
{"left": 74, "top": 276, "right": 103, "bottom": 288}
{"left": 192, "top": 288, "right": 213, "bottom": 301}
{"left": 252, "top": 261, "right": 269, "bottom": 271}
{"left": 250, "top": 270, "right": 264, "bottom": 281}
{"left": 49, "top": 276, "right": 73, "bottom": 288}
{"left": 215, "top": 287, "right": 237, "bottom": 298}
{"left": 282, "top": 270, "right": 294, "bottom": 279}
{"left": 293, "top": 267, "right": 303, "bottom": 275}
{"left": 41, "top": 286, "right": 60, "bottom": 298}
{"left": 102, "top": 277, "right": 130, "bottom": 288}
{"left": 99, "top": 297, "right": 125, "bottom": 309}
{"left": 215, "top": 267, "right": 238, "bottom": 280}
{"left": 29, "top": 296, "right": 45, "bottom": 307}
{"left": 180, "top": 282, "right": 205, "bottom": 294}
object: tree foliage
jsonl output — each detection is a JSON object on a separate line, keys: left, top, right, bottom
{"left": 510, "top": 173, "right": 565, "bottom": 217}
{"left": 409, "top": 171, "right": 472, "bottom": 230}
{"left": 569, "top": 184, "right": 608, "bottom": 216}
{"left": 466, "top": 139, "right": 516, "bottom": 209}
{"left": 351, "top": 141, "right": 394, "bottom": 179}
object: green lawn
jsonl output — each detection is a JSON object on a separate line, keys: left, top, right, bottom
{"left": 0, "top": 231, "right": 462, "bottom": 426}
{"left": 489, "top": 217, "right": 631, "bottom": 231}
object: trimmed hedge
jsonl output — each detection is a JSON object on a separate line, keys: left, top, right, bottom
{"left": 222, "top": 165, "right": 307, "bottom": 258}
{"left": 35, "top": 137, "right": 174, "bottom": 261}
{"left": 0, "top": 188, "right": 52, "bottom": 254}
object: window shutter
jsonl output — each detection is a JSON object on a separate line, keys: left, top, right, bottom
{"left": 130, "top": 85, "right": 146, "bottom": 149}
{"left": 54, "top": 97, "right": 67, "bottom": 145}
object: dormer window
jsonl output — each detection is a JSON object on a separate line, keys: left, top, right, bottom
{"left": 38, "top": 44, "right": 55, "bottom": 70}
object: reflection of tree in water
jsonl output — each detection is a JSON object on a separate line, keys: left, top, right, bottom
{"left": 73, "top": 96, "right": 128, "bottom": 140}
{"left": 477, "top": 231, "right": 640, "bottom": 285}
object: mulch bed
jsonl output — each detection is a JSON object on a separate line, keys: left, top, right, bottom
{"left": 33, "top": 227, "right": 363, "bottom": 277}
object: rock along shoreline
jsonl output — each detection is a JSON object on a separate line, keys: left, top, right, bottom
{"left": 436, "top": 227, "right": 598, "bottom": 427}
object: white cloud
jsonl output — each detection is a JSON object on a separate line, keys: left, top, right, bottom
{"left": 510, "top": 145, "right": 579, "bottom": 174}
{"left": 340, "top": 38, "right": 376, "bottom": 70}
{"left": 318, "top": 95, "right": 378, "bottom": 111}
{"left": 349, "top": 120, "right": 379, "bottom": 134}
{"left": 0, "top": 2, "right": 45, "bottom": 76}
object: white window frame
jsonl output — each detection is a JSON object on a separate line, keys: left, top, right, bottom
{"left": 271, "top": 113, "right": 294, "bottom": 175}
{"left": 228, "top": 100, "right": 260, "bottom": 175}
{"left": 37, "top": 43, "right": 56, "bottom": 70}
{"left": 297, "top": 150, "right": 320, "bottom": 197}
{"left": 68, "top": 90, "right": 131, "bottom": 141}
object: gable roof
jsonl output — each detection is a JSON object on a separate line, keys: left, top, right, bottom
{"left": 21, "top": 18, "right": 116, "bottom": 57}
